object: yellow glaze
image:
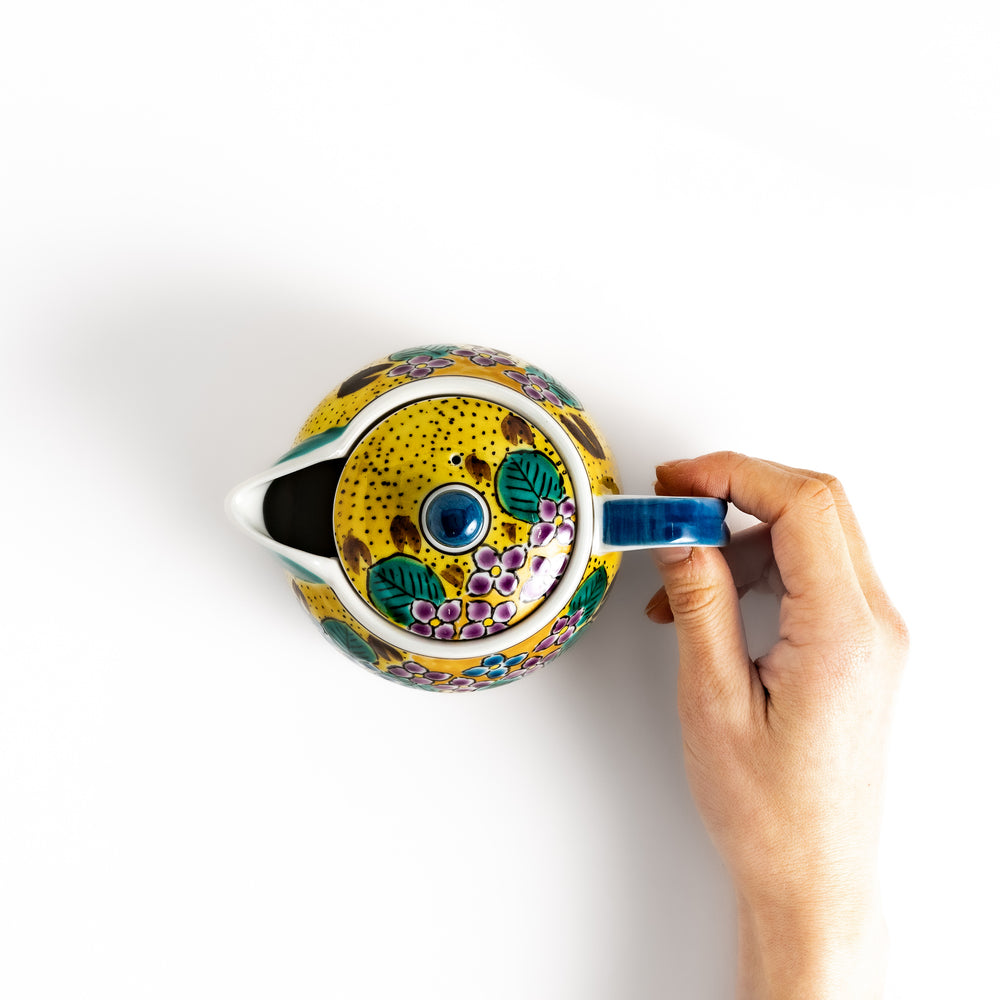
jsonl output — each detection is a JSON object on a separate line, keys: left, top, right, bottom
{"left": 282, "top": 345, "right": 623, "bottom": 691}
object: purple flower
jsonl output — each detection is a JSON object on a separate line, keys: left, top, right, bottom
{"left": 503, "top": 369, "right": 562, "bottom": 406}
{"left": 523, "top": 648, "right": 562, "bottom": 669}
{"left": 409, "top": 598, "right": 461, "bottom": 639}
{"left": 509, "top": 646, "right": 563, "bottom": 678}
{"left": 529, "top": 496, "right": 575, "bottom": 547}
{"left": 467, "top": 544, "right": 526, "bottom": 597}
{"left": 388, "top": 355, "right": 454, "bottom": 379}
{"left": 452, "top": 348, "right": 517, "bottom": 367}
{"left": 386, "top": 661, "right": 452, "bottom": 685}
{"left": 520, "top": 552, "right": 569, "bottom": 603}
{"left": 443, "top": 675, "right": 494, "bottom": 691}
{"left": 459, "top": 599, "right": 517, "bottom": 639}
{"left": 534, "top": 609, "right": 585, "bottom": 651}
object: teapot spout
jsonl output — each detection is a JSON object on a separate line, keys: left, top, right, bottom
{"left": 227, "top": 476, "right": 272, "bottom": 541}
{"left": 226, "top": 454, "right": 345, "bottom": 585}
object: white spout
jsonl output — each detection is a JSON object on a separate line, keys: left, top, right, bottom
{"left": 225, "top": 430, "right": 355, "bottom": 587}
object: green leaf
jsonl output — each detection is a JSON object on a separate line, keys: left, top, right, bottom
{"left": 389, "top": 345, "right": 456, "bottom": 361}
{"left": 321, "top": 619, "right": 378, "bottom": 664}
{"left": 496, "top": 449, "right": 563, "bottom": 523}
{"left": 568, "top": 565, "right": 609, "bottom": 622}
{"left": 275, "top": 426, "right": 346, "bottom": 464}
{"left": 276, "top": 554, "right": 327, "bottom": 584}
{"left": 366, "top": 554, "right": 446, "bottom": 626}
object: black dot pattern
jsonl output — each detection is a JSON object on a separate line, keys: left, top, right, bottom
{"left": 276, "top": 350, "right": 628, "bottom": 686}
{"left": 333, "top": 396, "right": 575, "bottom": 628}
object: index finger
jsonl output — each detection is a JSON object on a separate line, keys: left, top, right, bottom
{"left": 655, "top": 452, "right": 870, "bottom": 628}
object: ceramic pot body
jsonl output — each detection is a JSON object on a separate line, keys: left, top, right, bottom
{"left": 228, "top": 345, "right": 726, "bottom": 692}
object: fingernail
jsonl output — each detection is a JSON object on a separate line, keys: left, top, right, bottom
{"left": 652, "top": 545, "right": 693, "bottom": 567}
{"left": 644, "top": 590, "right": 668, "bottom": 615}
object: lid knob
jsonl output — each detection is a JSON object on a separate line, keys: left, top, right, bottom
{"left": 420, "top": 485, "right": 491, "bottom": 554}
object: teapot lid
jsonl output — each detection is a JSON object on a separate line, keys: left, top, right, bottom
{"left": 333, "top": 394, "right": 577, "bottom": 642}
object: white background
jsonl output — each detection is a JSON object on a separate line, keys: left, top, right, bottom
{"left": 1, "top": 2, "right": 997, "bottom": 997}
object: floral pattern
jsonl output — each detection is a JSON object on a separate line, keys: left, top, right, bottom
{"left": 386, "top": 661, "right": 451, "bottom": 685}
{"left": 388, "top": 354, "right": 454, "bottom": 379}
{"left": 503, "top": 369, "right": 563, "bottom": 406}
{"left": 409, "top": 598, "right": 461, "bottom": 638}
{"left": 280, "top": 344, "right": 621, "bottom": 692}
{"left": 530, "top": 496, "right": 575, "bottom": 547}
{"left": 381, "top": 641, "right": 568, "bottom": 689}
{"left": 519, "top": 646, "right": 564, "bottom": 673}
{"left": 467, "top": 544, "right": 526, "bottom": 597}
{"left": 534, "top": 609, "right": 585, "bottom": 651}
{"left": 520, "top": 552, "right": 568, "bottom": 603}
{"left": 292, "top": 566, "right": 608, "bottom": 693}
{"left": 451, "top": 347, "right": 516, "bottom": 367}
{"left": 460, "top": 599, "right": 516, "bottom": 639}
{"left": 442, "top": 675, "right": 494, "bottom": 691}
{"left": 462, "top": 652, "right": 529, "bottom": 679}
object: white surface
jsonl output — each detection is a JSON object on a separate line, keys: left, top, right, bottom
{"left": 1, "top": 3, "right": 997, "bottom": 997}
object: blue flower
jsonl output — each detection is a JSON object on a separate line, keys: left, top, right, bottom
{"left": 463, "top": 652, "right": 528, "bottom": 679}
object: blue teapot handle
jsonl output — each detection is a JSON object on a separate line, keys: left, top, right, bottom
{"left": 594, "top": 495, "right": 729, "bottom": 552}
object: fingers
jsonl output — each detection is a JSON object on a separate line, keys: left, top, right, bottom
{"left": 755, "top": 459, "right": 889, "bottom": 615}
{"left": 645, "top": 522, "right": 778, "bottom": 624}
{"left": 655, "top": 453, "right": 871, "bottom": 640}
{"left": 651, "top": 544, "right": 760, "bottom": 720}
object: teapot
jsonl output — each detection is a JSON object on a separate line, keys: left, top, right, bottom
{"left": 227, "top": 345, "right": 728, "bottom": 691}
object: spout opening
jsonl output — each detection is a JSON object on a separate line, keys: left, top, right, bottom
{"left": 261, "top": 459, "right": 343, "bottom": 557}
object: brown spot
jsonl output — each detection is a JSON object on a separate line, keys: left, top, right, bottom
{"left": 464, "top": 453, "right": 492, "bottom": 484}
{"left": 441, "top": 564, "right": 465, "bottom": 589}
{"left": 501, "top": 413, "right": 535, "bottom": 446}
{"left": 291, "top": 581, "right": 310, "bottom": 613}
{"left": 342, "top": 530, "right": 372, "bottom": 573}
{"left": 337, "top": 363, "right": 392, "bottom": 397}
{"left": 368, "top": 635, "right": 404, "bottom": 662}
{"left": 559, "top": 413, "right": 606, "bottom": 459}
{"left": 390, "top": 515, "right": 422, "bottom": 553}
{"left": 599, "top": 475, "right": 621, "bottom": 495}
{"left": 501, "top": 521, "right": 517, "bottom": 543}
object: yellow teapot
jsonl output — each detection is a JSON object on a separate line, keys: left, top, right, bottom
{"left": 227, "top": 346, "right": 728, "bottom": 691}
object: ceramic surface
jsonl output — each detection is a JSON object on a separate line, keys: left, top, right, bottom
{"left": 286, "top": 346, "right": 621, "bottom": 690}
{"left": 228, "top": 344, "right": 726, "bottom": 692}
{"left": 333, "top": 396, "right": 579, "bottom": 638}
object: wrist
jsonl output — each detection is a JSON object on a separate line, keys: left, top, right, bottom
{"left": 737, "top": 891, "right": 888, "bottom": 1000}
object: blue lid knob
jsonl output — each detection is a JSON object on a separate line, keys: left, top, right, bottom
{"left": 421, "top": 485, "right": 491, "bottom": 553}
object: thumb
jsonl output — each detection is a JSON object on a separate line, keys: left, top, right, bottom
{"left": 652, "top": 546, "right": 754, "bottom": 716}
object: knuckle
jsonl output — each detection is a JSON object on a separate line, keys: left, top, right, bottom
{"left": 665, "top": 578, "right": 724, "bottom": 623}
{"left": 869, "top": 593, "right": 910, "bottom": 661}
{"left": 792, "top": 475, "right": 838, "bottom": 515}
{"left": 698, "top": 450, "right": 749, "bottom": 477}
{"left": 882, "top": 606, "right": 910, "bottom": 657}
{"left": 810, "top": 609, "right": 880, "bottom": 679}
{"left": 815, "top": 472, "right": 846, "bottom": 501}
{"left": 814, "top": 606, "right": 910, "bottom": 688}
{"left": 716, "top": 450, "right": 751, "bottom": 479}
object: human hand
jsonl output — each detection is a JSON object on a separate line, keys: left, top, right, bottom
{"left": 645, "top": 453, "right": 908, "bottom": 999}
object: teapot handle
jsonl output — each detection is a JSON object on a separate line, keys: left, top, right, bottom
{"left": 593, "top": 495, "right": 729, "bottom": 554}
